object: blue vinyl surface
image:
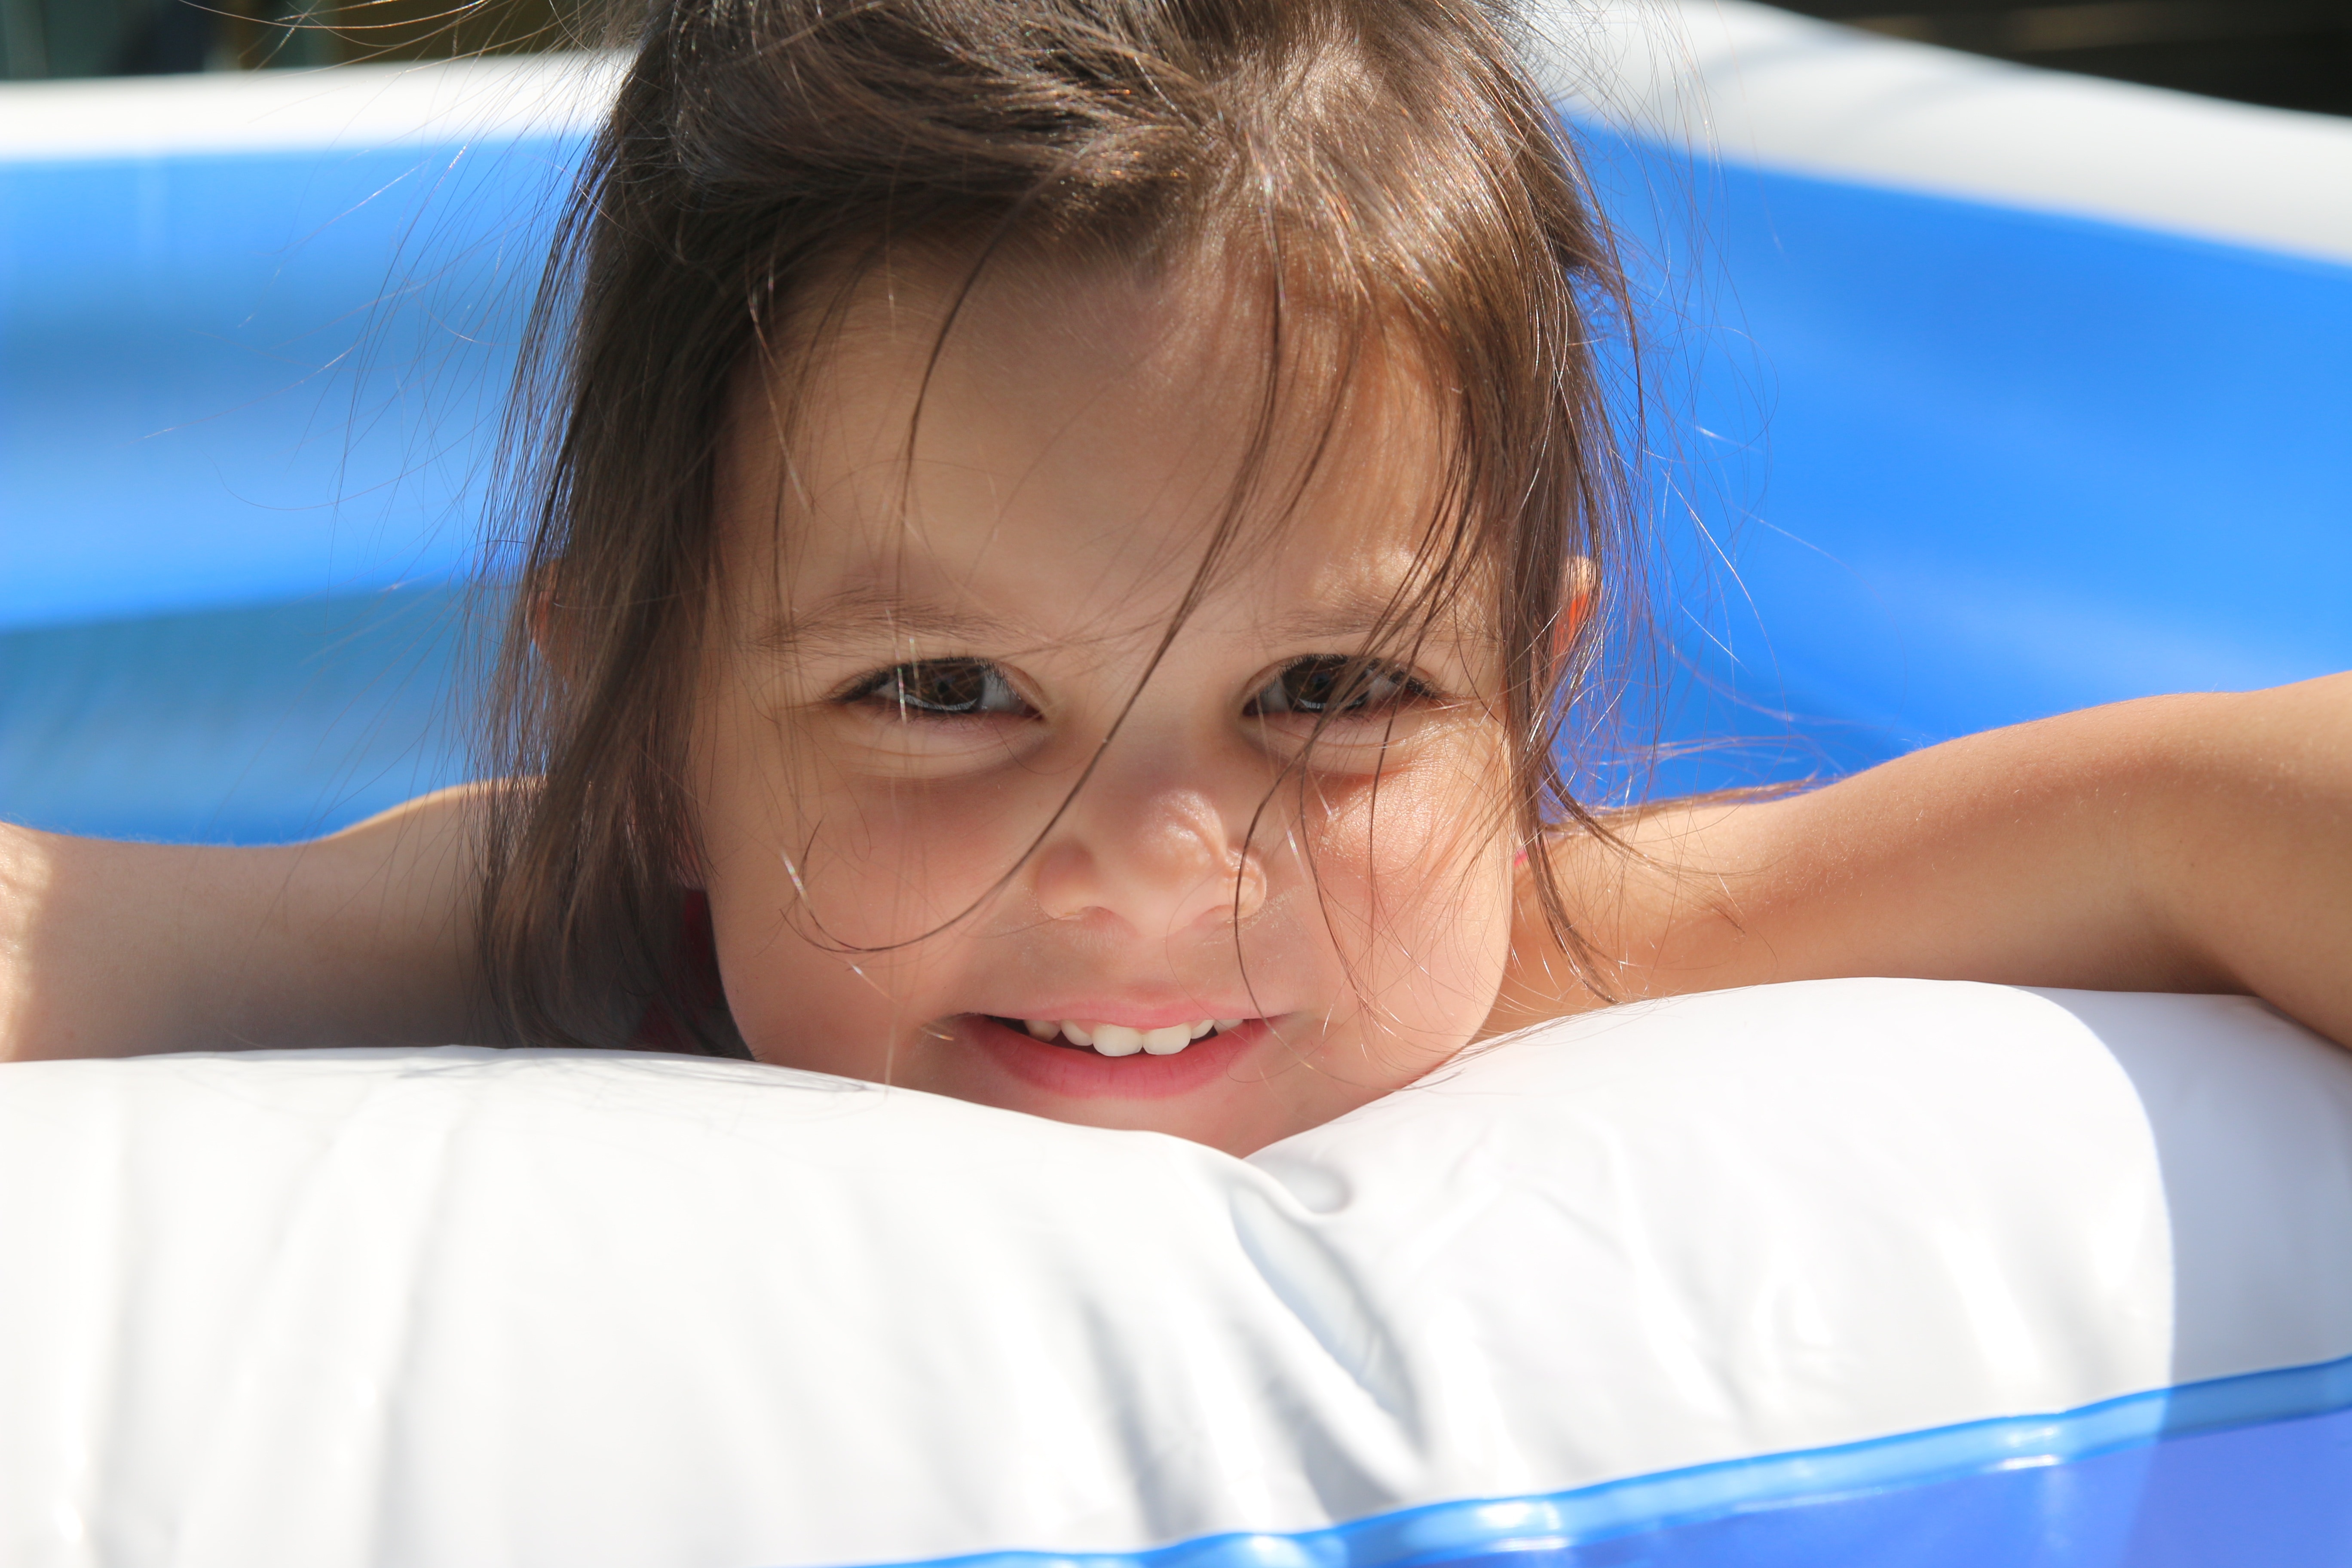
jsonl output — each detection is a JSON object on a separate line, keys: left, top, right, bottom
{"left": 0, "top": 584, "right": 471, "bottom": 842}
{"left": 3, "top": 116, "right": 2349, "bottom": 837}
{"left": 0, "top": 137, "right": 564, "bottom": 837}
{"left": 0, "top": 138, "right": 572, "bottom": 626}
{"left": 1578, "top": 129, "right": 2352, "bottom": 792}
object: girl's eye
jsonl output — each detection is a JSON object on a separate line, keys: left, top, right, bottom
{"left": 842, "top": 659, "right": 1031, "bottom": 720}
{"left": 1245, "top": 655, "right": 1433, "bottom": 719}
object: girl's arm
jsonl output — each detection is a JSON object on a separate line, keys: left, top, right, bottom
{"left": 1490, "top": 673, "right": 2352, "bottom": 1047}
{"left": 0, "top": 784, "right": 500, "bottom": 1063}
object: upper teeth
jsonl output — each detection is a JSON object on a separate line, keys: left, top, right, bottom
{"left": 1021, "top": 1019, "right": 1245, "bottom": 1056}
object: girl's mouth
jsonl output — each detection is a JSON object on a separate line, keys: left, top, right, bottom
{"left": 957, "top": 1014, "right": 1268, "bottom": 1100}
{"left": 989, "top": 1016, "right": 1247, "bottom": 1057}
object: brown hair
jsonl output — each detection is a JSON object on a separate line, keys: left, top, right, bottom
{"left": 478, "top": 0, "right": 1642, "bottom": 1053}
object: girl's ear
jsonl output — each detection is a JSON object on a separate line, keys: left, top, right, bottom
{"left": 527, "top": 560, "right": 584, "bottom": 685}
{"left": 1550, "top": 555, "right": 1597, "bottom": 674}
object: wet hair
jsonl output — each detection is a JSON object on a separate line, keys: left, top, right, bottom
{"left": 478, "top": 0, "right": 1641, "bottom": 1053}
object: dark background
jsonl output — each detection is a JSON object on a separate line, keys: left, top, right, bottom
{"left": 1773, "top": 0, "right": 2352, "bottom": 115}
{"left": 0, "top": 0, "right": 595, "bottom": 78}
{"left": 4, "top": 0, "right": 2349, "bottom": 118}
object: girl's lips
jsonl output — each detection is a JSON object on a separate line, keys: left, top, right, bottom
{"left": 959, "top": 1013, "right": 1265, "bottom": 1101}
{"left": 979, "top": 1003, "right": 1262, "bottom": 1032}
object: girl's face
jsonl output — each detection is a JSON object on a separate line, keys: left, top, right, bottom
{"left": 692, "top": 251, "right": 1517, "bottom": 1155}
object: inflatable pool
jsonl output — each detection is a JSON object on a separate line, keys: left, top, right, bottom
{"left": 3, "top": 6, "right": 2351, "bottom": 1564}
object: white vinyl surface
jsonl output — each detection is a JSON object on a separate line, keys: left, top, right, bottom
{"left": 4, "top": 979, "right": 2349, "bottom": 1567}
{"left": 0, "top": 49, "right": 616, "bottom": 160}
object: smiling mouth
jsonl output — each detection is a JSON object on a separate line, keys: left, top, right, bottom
{"left": 983, "top": 1016, "right": 1249, "bottom": 1058}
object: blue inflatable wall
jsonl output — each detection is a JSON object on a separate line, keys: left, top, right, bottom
{"left": 1594, "top": 137, "right": 2352, "bottom": 792}
{"left": 0, "top": 87, "right": 577, "bottom": 840}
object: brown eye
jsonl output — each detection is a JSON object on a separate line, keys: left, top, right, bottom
{"left": 845, "top": 659, "right": 1029, "bottom": 719}
{"left": 1246, "top": 655, "right": 1430, "bottom": 717}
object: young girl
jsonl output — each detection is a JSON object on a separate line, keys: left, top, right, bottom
{"left": 2, "top": 0, "right": 2347, "bottom": 1158}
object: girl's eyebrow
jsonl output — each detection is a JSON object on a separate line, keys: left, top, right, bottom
{"left": 773, "top": 592, "right": 1395, "bottom": 659}
{"left": 759, "top": 573, "right": 1477, "bottom": 661}
{"left": 1263, "top": 575, "right": 1478, "bottom": 648}
{"left": 1266, "top": 600, "right": 1403, "bottom": 643}
{"left": 755, "top": 587, "right": 1024, "bottom": 659}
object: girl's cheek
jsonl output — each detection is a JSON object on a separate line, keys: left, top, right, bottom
{"left": 699, "top": 697, "right": 1037, "bottom": 951}
{"left": 690, "top": 706, "right": 1020, "bottom": 1064}
{"left": 788, "top": 778, "right": 1046, "bottom": 948}
{"left": 1303, "top": 747, "right": 1517, "bottom": 1059}
{"left": 703, "top": 804, "right": 994, "bottom": 1075}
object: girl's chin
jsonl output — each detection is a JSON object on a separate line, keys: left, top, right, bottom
{"left": 952, "top": 1013, "right": 1268, "bottom": 1106}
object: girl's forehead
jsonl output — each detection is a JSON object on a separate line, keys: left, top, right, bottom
{"left": 720, "top": 245, "right": 1455, "bottom": 616}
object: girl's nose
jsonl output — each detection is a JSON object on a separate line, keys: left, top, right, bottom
{"left": 1031, "top": 776, "right": 1267, "bottom": 934}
